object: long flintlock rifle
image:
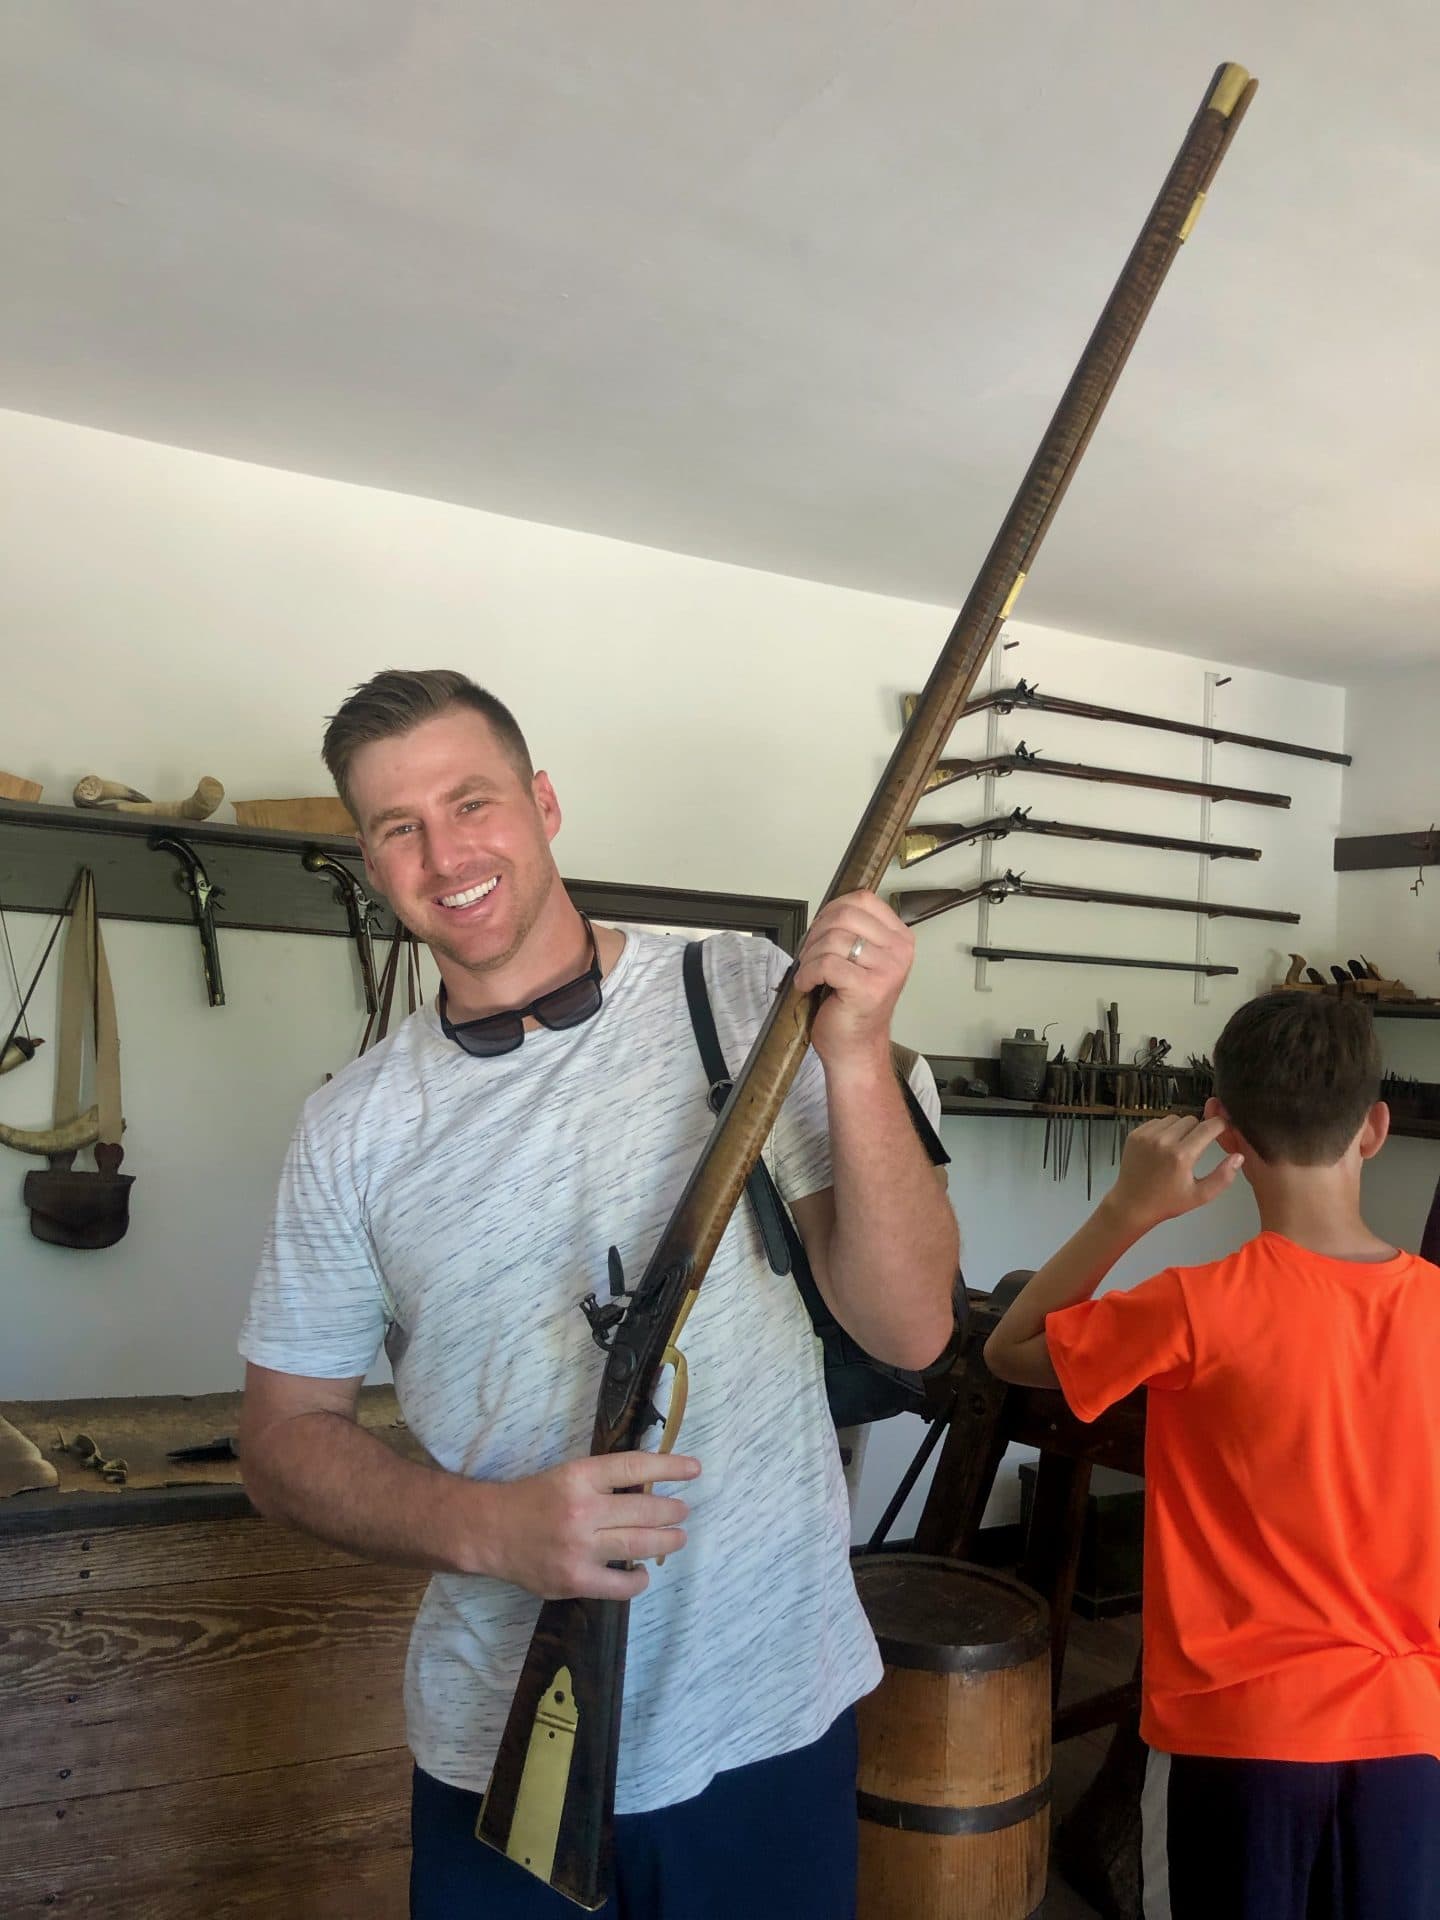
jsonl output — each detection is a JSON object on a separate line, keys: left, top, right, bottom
{"left": 899, "top": 805, "right": 1261, "bottom": 868}
{"left": 925, "top": 741, "right": 1290, "bottom": 807}
{"left": 902, "top": 677, "right": 1351, "bottom": 765}
{"left": 890, "top": 867, "right": 1299, "bottom": 930}
{"left": 476, "top": 61, "right": 1259, "bottom": 1910}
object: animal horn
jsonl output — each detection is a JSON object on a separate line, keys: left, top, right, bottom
{"left": 75, "top": 777, "right": 224, "bottom": 821}
{"left": 0, "top": 1108, "right": 104, "bottom": 1156}
{"left": 0, "top": 1035, "right": 44, "bottom": 1077}
{"left": 74, "top": 775, "right": 151, "bottom": 806}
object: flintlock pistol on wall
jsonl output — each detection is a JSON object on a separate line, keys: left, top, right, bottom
{"left": 149, "top": 834, "right": 225, "bottom": 1007}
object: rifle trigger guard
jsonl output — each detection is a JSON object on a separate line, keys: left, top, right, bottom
{"left": 706, "top": 1077, "right": 732, "bottom": 1116}
{"left": 652, "top": 1344, "right": 690, "bottom": 1570}
{"left": 657, "top": 1344, "right": 688, "bottom": 1454}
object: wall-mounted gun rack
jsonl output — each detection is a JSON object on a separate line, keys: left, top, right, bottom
{"left": 0, "top": 798, "right": 808, "bottom": 961}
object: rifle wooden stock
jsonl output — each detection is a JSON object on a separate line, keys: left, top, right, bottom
{"left": 476, "top": 60, "right": 1257, "bottom": 1908}
{"left": 898, "top": 810, "right": 1261, "bottom": 868}
{"left": 892, "top": 870, "right": 1298, "bottom": 929}
{"left": 926, "top": 753, "right": 1289, "bottom": 809}
{"left": 956, "top": 681, "right": 1351, "bottom": 766}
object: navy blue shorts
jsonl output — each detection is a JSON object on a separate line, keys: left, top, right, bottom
{"left": 1143, "top": 1749, "right": 1440, "bottom": 1920}
{"left": 410, "top": 1709, "right": 858, "bottom": 1919}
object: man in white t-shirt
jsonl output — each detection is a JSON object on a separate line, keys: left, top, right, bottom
{"left": 238, "top": 669, "right": 959, "bottom": 1920}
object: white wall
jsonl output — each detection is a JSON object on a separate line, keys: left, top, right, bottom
{"left": 1332, "top": 662, "right": 1440, "bottom": 1263}
{"left": 0, "top": 409, "right": 1351, "bottom": 1542}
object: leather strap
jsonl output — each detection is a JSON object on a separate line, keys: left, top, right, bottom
{"left": 54, "top": 869, "right": 122, "bottom": 1150}
{"left": 681, "top": 935, "right": 951, "bottom": 1294}
{"left": 681, "top": 940, "right": 793, "bottom": 1276}
{"left": 359, "top": 925, "right": 424, "bottom": 1058}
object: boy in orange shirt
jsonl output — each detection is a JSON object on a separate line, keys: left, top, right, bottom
{"left": 984, "top": 991, "right": 1440, "bottom": 1920}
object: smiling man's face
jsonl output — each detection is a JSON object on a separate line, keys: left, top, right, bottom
{"left": 352, "top": 705, "right": 562, "bottom": 981}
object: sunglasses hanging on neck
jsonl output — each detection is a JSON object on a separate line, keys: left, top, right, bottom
{"left": 438, "top": 916, "right": 603, "bottom": 1058}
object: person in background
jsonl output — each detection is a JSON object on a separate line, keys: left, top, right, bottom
{"left": 984, "top": 990, "right": 1440, "bottom": 1920}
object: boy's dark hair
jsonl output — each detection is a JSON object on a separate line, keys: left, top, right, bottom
{"left": 1213, "top": 991, "right": 1382, "bottom": 1165}
{"left": 322, "top": 670, "right": 533, "bottom": 824}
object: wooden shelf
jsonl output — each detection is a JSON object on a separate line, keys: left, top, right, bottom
{"left": 939, "top": 1095, "right": 1195, "bottom": 1122}
{"left": 0, "top": 797, "right": 387, "bottom": 939}
{"left": 1334, "top": 828, "right": 1440, "bottom": 873}
{"left": 0, "top": 797, "right": 808, "bottom": 950}
{"left": 938, "top": 1093, "right": 1440, "bottom": 1144}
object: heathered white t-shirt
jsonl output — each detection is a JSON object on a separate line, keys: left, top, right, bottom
{"left": 239, "top": 927, "right": 883, "bottom": 1813}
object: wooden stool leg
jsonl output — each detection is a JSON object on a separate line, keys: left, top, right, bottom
{"left": 913, "top": 1272, "right": 1034, "bottom": 1559}
{"left": 1018, "top": 1451, "right": 1094, "bottom": 1702}
{"left": 913, "top": 1359, "right": 1010, "bottom": 1557}
{"left": 1054, "top": 1644, "right": 1146, "bottom": 1920}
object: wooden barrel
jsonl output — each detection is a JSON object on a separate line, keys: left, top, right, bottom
{"left": 853, "top": 1554, "right": 1051, "bottom": 1920}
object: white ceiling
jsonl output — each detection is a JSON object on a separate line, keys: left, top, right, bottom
{"left": 4, "top": 2, "right": 1437, "bottom": 683}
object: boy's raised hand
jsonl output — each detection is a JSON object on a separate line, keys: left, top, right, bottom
{"left": 1108, "top": 1114, "right": 1244, "bottom": 1231}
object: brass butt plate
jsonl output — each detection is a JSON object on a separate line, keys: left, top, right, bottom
{"left": 485, "top": 1665, "right": 579, "bottom": 1884}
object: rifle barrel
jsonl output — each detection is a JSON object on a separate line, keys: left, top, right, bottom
{"left": 897, "top": 815, "right": 1261, "bottom": 867}
{"left": 960, "top": 685, "right": 1350, "bottom": 765}
{"left": 892, "top": 875, "right": 1298, "bottom": 928}
{"left": 928, "top": 756, "right": 1289, "bottom": 809}
{"left": 974, "top": 945, "right": 1240, "bottom": 977}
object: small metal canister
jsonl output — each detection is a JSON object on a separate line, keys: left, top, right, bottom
{"left": 999, "top": 1026, "right": 1052, "bottom": 1102}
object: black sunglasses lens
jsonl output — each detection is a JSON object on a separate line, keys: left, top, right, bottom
{"left": 453, "top": 1014, "right": 526, "bottom": 1058}
{"left": 532, "top": 976, "right": 603, "bottom": 1031}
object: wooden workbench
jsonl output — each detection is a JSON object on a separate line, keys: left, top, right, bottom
{"left": 0, "top": 1389, "right": 430, "bottom": 1919}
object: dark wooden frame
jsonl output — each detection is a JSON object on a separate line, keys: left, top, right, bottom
{"left": 565, "top": 879, "right": 807, "bottom": 953}
{"left": 0, "top": 797, "right": 807, "bottom": 954}
{"left": 1333, "top": 827, "right": 1440, "bottom": 873}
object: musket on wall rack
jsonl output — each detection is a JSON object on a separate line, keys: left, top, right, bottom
{"left": 474, "top": 60, "right": 1259, "bottom": 1911}
{"left": 898, "top": 807, "right": 1262, "bottom": 868}
{"left": 891, "top": 868, "right": 1299, "bottom": 929}
{"left": 903, "top": 678, "right": 1350, "bottom": 765}
{"left": 925, "top": 742, "right": 1289, "bottom": 808}
{"left": 974, "top": 946, "right": 1240, "bottom": 977}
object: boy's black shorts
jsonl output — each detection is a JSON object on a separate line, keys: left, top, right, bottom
{"left": 1142, "top": 1748, "right": 1440, "bottom": 1919}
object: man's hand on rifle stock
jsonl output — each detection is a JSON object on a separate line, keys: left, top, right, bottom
{"left": 796, "top": 891, "right": 914, "bottom": 1071}
{"left": 477, "top": 1450, "right": 701, "bottom": 1601}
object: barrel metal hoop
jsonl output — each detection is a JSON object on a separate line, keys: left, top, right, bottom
{"left": 872, "top": 1622, "right": 1051, "bottom": 1672}
{"left": 857, "top": 1773, "right": 1052, "bottom": 1836}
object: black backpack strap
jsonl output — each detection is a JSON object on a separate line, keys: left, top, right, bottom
{"left": 681, "top": 939, "right": 957, "bottom": 1363}
{"left": 899, "top": 1073, "right": 949, "bottom": 1168}
{"left": 682, "top": 941, "right": 793, "bottom": 1276}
